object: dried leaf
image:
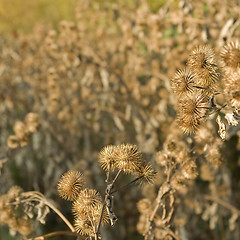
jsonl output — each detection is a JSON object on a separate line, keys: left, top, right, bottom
{"left": 216, "top": 115, "right": 226, "bottom": 140}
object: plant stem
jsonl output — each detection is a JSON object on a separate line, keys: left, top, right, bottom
{"left": 144, "top": 183, "right": 172, "bottom": 239}
{"left": 43, "top": 198, "right": 75, "bottom": 232}
{"left": 110, "top": 175, "right": 144, "bottom": 194}
{"left": 23, "top": 191, "right": 75, "bottom": 232}
{"left": 204, "top": 194, "right": 240, "bottom": 216}
{"left": 95, "top": 170, "right": 122, "bottom": 239}
{"left": 27, "top": 231, "right": 84, "bottom": 240}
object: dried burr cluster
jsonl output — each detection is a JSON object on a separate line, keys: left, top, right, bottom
{"left": 171, "top": 42, "right": 240, "bottom": 134}
{"left": 57, "top": 143, "right": 155, "bottom": 238}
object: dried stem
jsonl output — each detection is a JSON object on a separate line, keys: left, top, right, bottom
{"left": 165, "top": 227, "right": 181, "bottom": 240}
{"left": 110, "top": 175, "right": 144, "bottom": 194}
{"left": 95, "top": 170, "right": 122, "bottom": 239}
{"left": 27, "top": 231, "right": 84, "bottom": 240}
{"left": 44, "top": 197, "right": 75, "bottom": 232}
{"left": 144, "top": 183, "right": 172, "bottom": 239}
{"left": 204, "top": 194, "right": 240, "bottom": 216}
{"left": 23, "top": 191, "right": 75, "bottom": 232}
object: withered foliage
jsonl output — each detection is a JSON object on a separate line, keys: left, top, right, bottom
{"left": 0, "top": 0, "right": 240, "bottom": 240}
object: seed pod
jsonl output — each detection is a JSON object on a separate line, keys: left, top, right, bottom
{"left": 57, "top": 170, "right": 85, "bottom": 201}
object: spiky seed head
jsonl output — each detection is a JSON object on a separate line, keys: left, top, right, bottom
{"left": 73, "top": 192, "right": 108, "bottom": 236}
{"left": 222, "top": 70, "right": 240, "bottom": 110}
{"left": 74, "top": 216, "right": 94, "bottom": 236}
{"left": 177, "top": 93, "right": 209, "bottom": 134}
{"left": 136, "top": 164, "right": 156, "bottom": 184}
{"left": 98, "top": 145, "right": 117, "bottom": 171}
{"left": 187, "top": 45, "right": 220, "bottom": 88}
{"left": 171, "top": 68, "right": 196, "bottom": 98}
{"left": 72, "top": 188, "right": 102, "bottom": 215}
{"left": 221, "top": 40, "right": 240, "bottom": 68}
{"left": 57, "top": 170, "right": 85, "bottom": 201}
{"left": 73, "top": 204, "right": 108, "bottom": 228}
{"left": 94, "top": 203, "right": 109, "bottom": 224}
{"left": 114, "top": 144, "right": 143, "bottom": 174}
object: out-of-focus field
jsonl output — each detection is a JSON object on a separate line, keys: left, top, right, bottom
{"left": 0, "top": 0, "right": 166, "bottom": 33}
{"left": 0, "top": 0, "right": 75, "bottom": 32}
{"left": 0, "top": 0, "right": 240, "bottom": 240}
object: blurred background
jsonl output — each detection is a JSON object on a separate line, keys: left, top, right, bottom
{"left": 0, "top": 0, "right": 240, "bottom": 239}
{"left": 0, "top": 0, "right": 167, "bottom": 33}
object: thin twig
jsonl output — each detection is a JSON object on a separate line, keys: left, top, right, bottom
{"left": 110, "top": 175, "right": 144, "bottom": 194}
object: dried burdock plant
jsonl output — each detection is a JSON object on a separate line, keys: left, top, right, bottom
{"left": 98, "top": 144, "right": 155, "bottom": 183}
{"left": 98, "top": 145, "right": 117, "bottom": 173}
{"left": 171, "top": 68, "right": 196, "bottom": 98}
{"left": 221, "top": 39, "right": 240, "bottom": 69}
{"left": 187, "top": 45, "right": 220, "bottom": 88}
{"left": 137, "top": 131, "right": 198, "bottom": 240}
{"left": 57, "top": 170, "right": 85, "bottom": 201}
{"left": 53, "top": 144, "right": 155, "bottom": 239}
{"left": 177, "top": 93, "right": 209, "bottom": 134}
{"left": 114, "top": 143, "right": 143, "bottom": 174}
{"left": 173, "top": 44, "right": 239, "bottom": 137}
{"left": 72, "top": 188, "right": 108, "bottom": 237}
{"left": 1, "top": 0, "right": 240, "bottom": 239}
{"left": 222, "top": 69, "right": 240, "bottom": 111}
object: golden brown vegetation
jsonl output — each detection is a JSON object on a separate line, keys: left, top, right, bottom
{"left": 0, "top": 0, "right": 240, "bottom": 239}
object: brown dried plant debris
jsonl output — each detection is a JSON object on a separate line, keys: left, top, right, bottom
{"left": 136, "top": 198, "right": 152, "bottom": 216}
{"left": 0, "top": 186, "right": 33, "bottom": 236}
{"left": 25, "top": 112, "right": 40, "bottom": 133}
